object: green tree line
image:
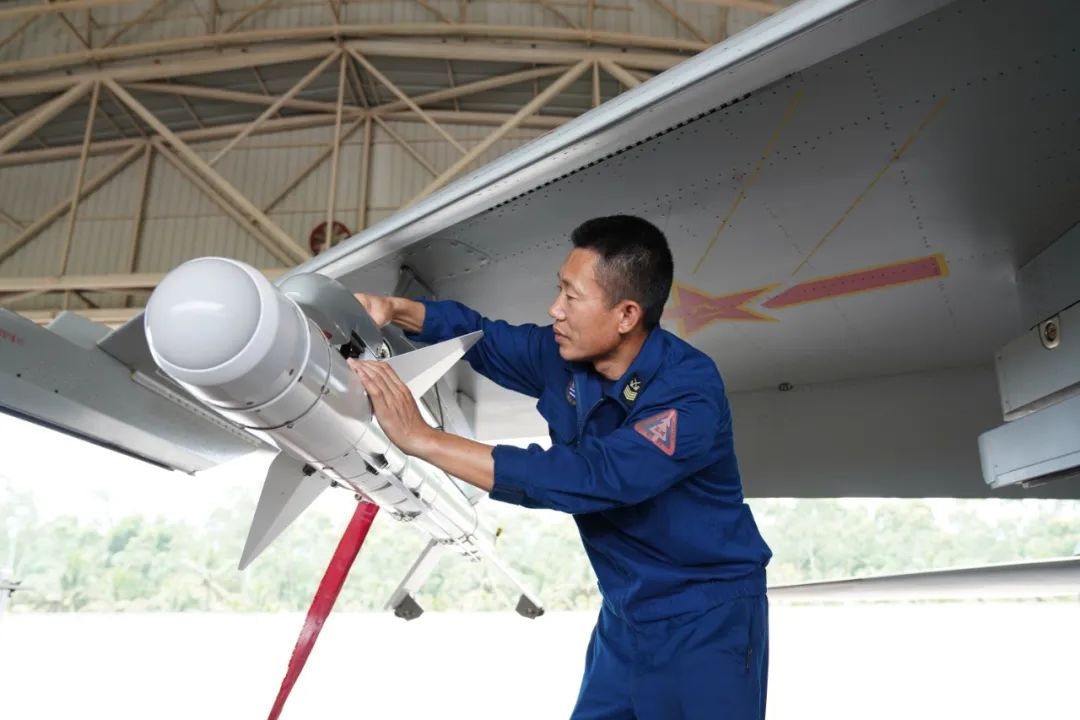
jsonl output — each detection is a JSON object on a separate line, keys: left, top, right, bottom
{"left": 1, "top": 482, "right": 1076, "bottom": 613}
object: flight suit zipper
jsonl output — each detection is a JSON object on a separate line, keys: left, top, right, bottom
{"left": 578, "top": 398, "right": 604, "bottom": 443}
{"left": 573, "top": 374, "right": 605, "bottom": 445}
{"left": 573, "top": 376, "right": 632, "bottom": 583}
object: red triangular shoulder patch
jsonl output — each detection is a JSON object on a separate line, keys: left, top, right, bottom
{"left": 633, "top": 409, "right": 678, "bottom": 456}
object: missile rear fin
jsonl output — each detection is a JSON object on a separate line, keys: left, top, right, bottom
{"left": 239, "top": 452, "right": 333, "bottom": 570}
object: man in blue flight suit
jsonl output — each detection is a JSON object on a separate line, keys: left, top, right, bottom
{"left": 350, "top": 215, "right": 771, "bottom": 719}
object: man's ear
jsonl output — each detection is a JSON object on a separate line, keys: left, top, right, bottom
{"left": 616, "top": 300, "right": 644, "bottom": 335}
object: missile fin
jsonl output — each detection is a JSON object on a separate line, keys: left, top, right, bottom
{"left": 239, "top": 452, "right": 331, "bottom": 570}
{"left": 385, "top": 330, "right": 482, "bottom": 399}
{"left": 384, "top": 539, "right": 447, "bottom": 618}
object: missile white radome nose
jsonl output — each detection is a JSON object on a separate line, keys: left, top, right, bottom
{"left": 145, "top": 257, "right": 308, "bottom": 410}
{"left": 144, "top": 257, "right": 262, "bottom": 373}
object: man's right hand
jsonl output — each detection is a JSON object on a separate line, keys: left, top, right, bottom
{"left": 353, "top": 292, "right": 396, "bottom": 329}
{"left": 352, "top": 293, "right": 426, "bottom": 333}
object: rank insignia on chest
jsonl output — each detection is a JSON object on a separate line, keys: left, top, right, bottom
{"left": 566, "top": 377, "right": 577, "bottom": 406}
{"left": 622, "top": 374, "right": 643, "bottom": 404}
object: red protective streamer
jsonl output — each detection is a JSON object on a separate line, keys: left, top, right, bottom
{"left": 267, "top": 501, "right": 380, "bottom": 720}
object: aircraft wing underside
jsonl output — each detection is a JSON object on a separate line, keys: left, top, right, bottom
{"left": 305, "top": 0, "right": 1080, "bottom": 499}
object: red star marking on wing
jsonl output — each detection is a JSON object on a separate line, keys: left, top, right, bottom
{"left": 634, "top": 409, "right": 679, "bottom": 456}
{"left": 663, "top": 283, "right": 777, "bottom": 337}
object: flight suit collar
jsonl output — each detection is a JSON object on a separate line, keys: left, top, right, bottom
{"left": 569, "top": 329, "right": 666, "bottom": 414}
{"left": 607, "top": 329, "right": 666, "bottom": 412}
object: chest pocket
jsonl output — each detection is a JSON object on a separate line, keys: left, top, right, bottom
{"left": 536, "top": 387, "right": 578, "bottom": 446}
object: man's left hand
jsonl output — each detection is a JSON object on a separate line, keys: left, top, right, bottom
{"left": 348, "top": 360, "right": 434, "bottom": 457}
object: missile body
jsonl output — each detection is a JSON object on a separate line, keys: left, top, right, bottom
{"left": 144, "top": 258, "right": 491, "bottom": 561}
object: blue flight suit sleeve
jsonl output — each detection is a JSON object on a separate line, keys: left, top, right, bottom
{"left": 406, "top": 299, "right": 554, "bottom": 399}
{"left": 489, "top": 391, "right": 721, "bottom": 513}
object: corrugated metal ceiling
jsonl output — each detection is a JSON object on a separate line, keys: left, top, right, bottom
{"left": 0, "top": 0, "right": 791, "bottom": 155}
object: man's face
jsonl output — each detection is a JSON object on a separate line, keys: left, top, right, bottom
{"left": 548, "top": 248, "right": 623, "bottom": 362}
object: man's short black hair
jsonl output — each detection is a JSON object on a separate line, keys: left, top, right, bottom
{"left": 571, "top": 215, "right": 673, "bottom": 330}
